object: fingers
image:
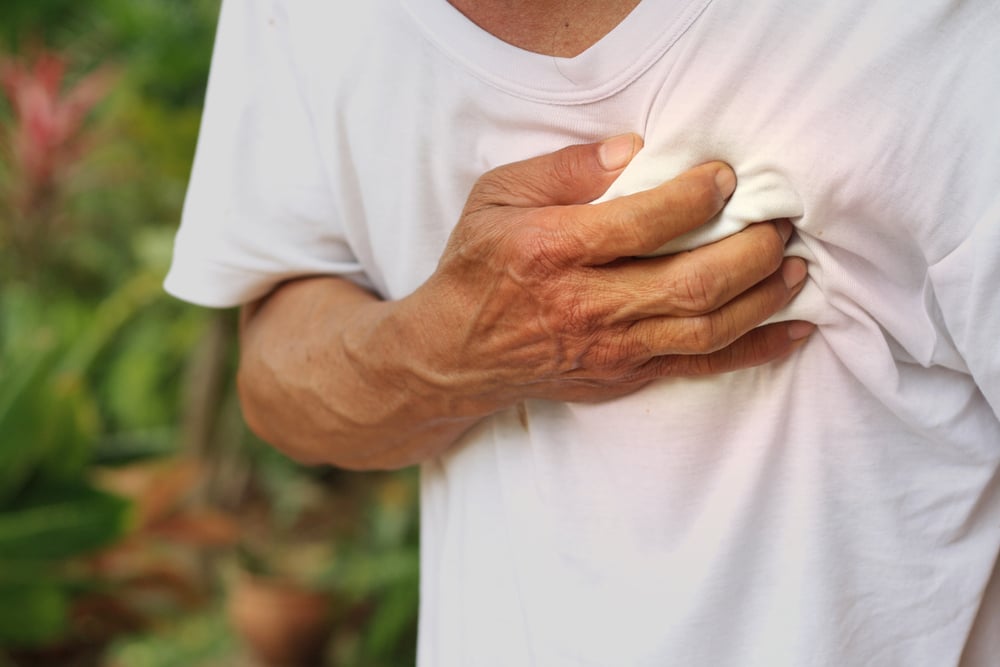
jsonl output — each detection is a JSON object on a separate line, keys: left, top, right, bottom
{"left": 601, "top": 220, "right": 795, "bottom": 320}
{"left": 586, "top": 220, "right": 793, "bottom": 327}
{"left": 526, "top": 319, "right": 816, "bottom": 403}
{"left": 465, "top": 134, "right": 643, "bottom": 212}
{"left": 660, "top": 220, "right": 795, "bottom": 316}
{"left": 623, "top": 258, "right": 808, "bottom": 356}
{"left": 565, "top": 161, "right": 736, "bottom": 265}
{"left": 639, "top": 320, "right": 816, "bottom": 378}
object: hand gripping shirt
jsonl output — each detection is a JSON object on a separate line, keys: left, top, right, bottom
{"left": 166, "top": 1, "right": 1000, "bottom": 665}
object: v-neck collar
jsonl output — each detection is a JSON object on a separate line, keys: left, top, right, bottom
{"left": 400, "top": 0, "right": 713, "bottom": 104}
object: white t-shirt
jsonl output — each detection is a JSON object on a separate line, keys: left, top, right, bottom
{"left": 166, "top": 1, "right": 1000, "bottom": 664}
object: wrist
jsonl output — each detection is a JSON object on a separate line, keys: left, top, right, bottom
{"left": 363, "top": 288, "right": 508, "bottom": 425}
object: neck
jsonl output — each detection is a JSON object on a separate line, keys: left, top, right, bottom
{"left": 447, "top": 0, "right": 642, "bottom": 57}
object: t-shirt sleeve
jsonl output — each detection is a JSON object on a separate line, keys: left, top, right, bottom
{"left": 164, "top": 0, "right": 365, "bottom": 308}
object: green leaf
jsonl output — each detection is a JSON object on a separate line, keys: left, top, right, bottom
{"left": 92, "top": 428, "right": 176, "bottom": 467}
{"left": 0, "top": 583, "right": 68, "bottom": 647}
{"left": 0, "top": 483, "right": 133, "bottom": 560}
{"left": 362, "top": 582, "right": 419, "bottom": 659}
{"left": 0, "top": 291, "right": 97, "bottom": 502}
{"left": 0, "top": 363, "right": 98, "bottom": 504}
{"left": 0, "top": 560, "right": 51, "bottom": 586}
{"left": 0, "top": 271, "right": 165, "bottom": 503}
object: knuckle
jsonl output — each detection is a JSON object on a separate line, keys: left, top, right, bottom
{"left": 559, "top": 290, "right": 606, "bottom": 339}
{"left": 584, "top": 325, "right": 658, "bottom": 379}
{"left": 642, "top": 354, "right": 686, "bottom": 379}
{"left": 668, "top": 263, "right": 725, "bottom": 313}
{"left": 560, "top": 325, "right": 632, "bottom": 379}
{"left": 556, "top": 205, "right": 603, "bottom": 260}
{"left": 588, "top": 345, "right": 632, "bottom": 379}
{"left": 617, "top": 322, "right": 656, "bottom": 362}
{"left": 471, "top": 166, "right": 521, "bottom": 208}
{"left": 682, "top": 314, "right": 730, "bottom": 353}
{"left": 517, "top": 227, "right": 571, "bottom": 277}
{"left": 689, "top": 354, "right": 723, "bottom": 376}
{"left": 448, "top": 212, "right": 509, "bottom": 266}
{"left": 514, "top": 211, "right": 591, "bottom": 275}
{"left": 584, "top": 345, "right": 618, "bottom": 375}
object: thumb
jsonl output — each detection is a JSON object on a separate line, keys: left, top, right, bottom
{"left": 466, "top": 133, "right": 642, "bottom": 211}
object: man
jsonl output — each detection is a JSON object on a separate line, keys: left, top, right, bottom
{"left": 166, "top": 0, "right": 1000, "bottom": 664}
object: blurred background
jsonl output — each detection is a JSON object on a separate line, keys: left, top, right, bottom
{"left": 0, "top": 1, "right": 419, "bottom": 665}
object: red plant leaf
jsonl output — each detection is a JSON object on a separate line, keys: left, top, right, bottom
{"left": 0, "top": 50, "right": 117, "bottom": 215}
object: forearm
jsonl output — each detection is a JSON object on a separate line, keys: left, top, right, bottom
{"left": 237, "top": 276, "right": 487, "bottom": 470}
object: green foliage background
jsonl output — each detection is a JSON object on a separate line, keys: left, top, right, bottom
{"left": 0, "top": 1, "right": 420, "bottom": 665}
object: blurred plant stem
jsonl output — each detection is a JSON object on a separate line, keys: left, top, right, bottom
{"left": 180, "top": 311, "right": 236, "bottom": 463}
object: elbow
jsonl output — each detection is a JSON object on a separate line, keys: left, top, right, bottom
{"left": 236, "top": 362, "right": 329, "bottom": 468}
{"left": 236, "top": 362, "right": 411, "bottom": 472}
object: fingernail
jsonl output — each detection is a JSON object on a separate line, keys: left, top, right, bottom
{"left": 714, "top": 166, "right": 737, "bottom": 198}
{"left": 598, "top": 133, "right": 637, "bottom": 171}
{"left": 776, "top": 219, "right": 793, "bottom": 243}
{"left": 782, "top": 257, "right": 808, "bottom": 288}
{"left": 788, "top": 321, "right": 816, "bottom": 340}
